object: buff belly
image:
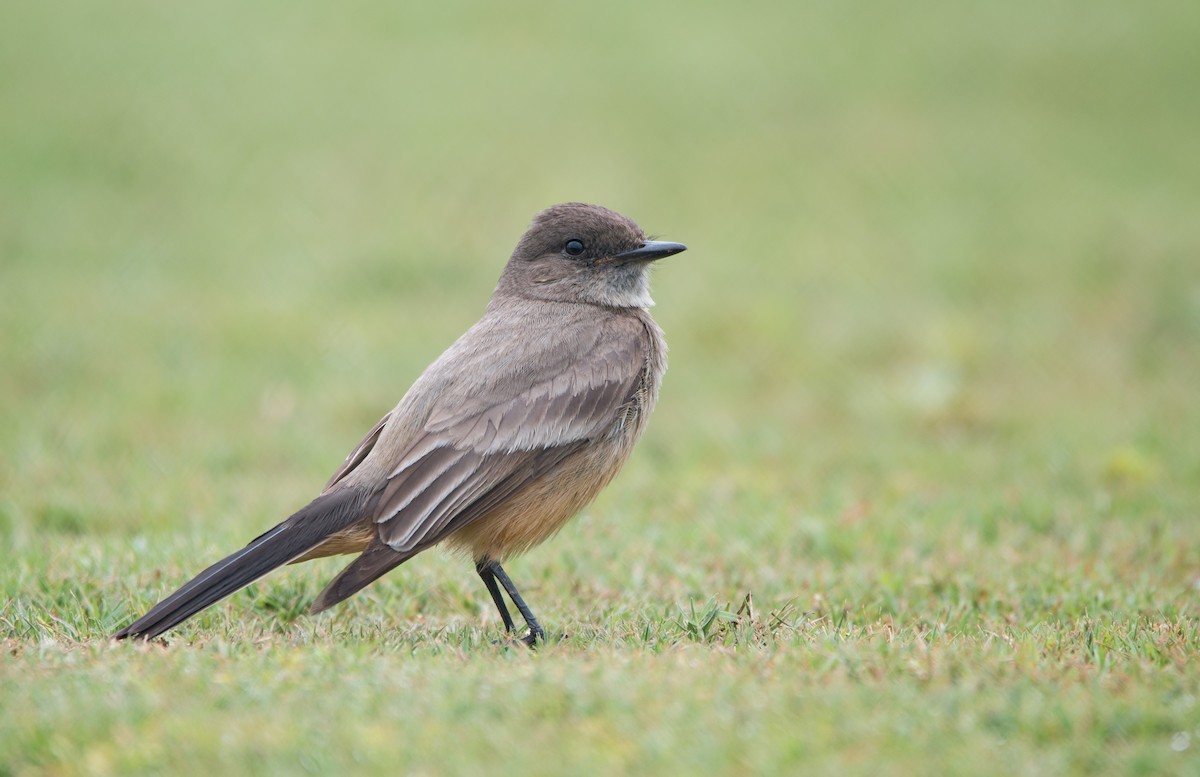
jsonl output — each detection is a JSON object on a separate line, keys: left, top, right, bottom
{"left": 445, "top": 436, "right": 635, "bottom": 562}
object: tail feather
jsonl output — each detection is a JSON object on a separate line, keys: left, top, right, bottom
{"left": 310, "top": 537, "right": 413, "bottom": 614}
{"left": 113, "top": 487, "right": 372, "bottom": 641}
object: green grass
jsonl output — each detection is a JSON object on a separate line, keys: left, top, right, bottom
{"left": 3, "top": 1, "right": 1200, "bottom": 774}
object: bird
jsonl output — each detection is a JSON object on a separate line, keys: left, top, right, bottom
{"left": 112, "top": 202, "right": 686, "bottom": 646}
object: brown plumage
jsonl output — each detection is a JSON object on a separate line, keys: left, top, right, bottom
{"left": 113, "top": 203, "right": 686, "bottom": 645}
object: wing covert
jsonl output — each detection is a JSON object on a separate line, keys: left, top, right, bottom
{"left": 372, "top": 329, "right": 647, "bottom": 553}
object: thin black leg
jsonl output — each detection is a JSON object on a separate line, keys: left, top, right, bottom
{"left": 475, "top": 560, "right": 516, "bottom": 633}
{"left": 475, "top": 559, "right": 545, "bottom": 646}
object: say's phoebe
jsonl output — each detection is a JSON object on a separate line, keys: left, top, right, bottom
{"left": 113, "top": 202, "right": 686, "bottom": 645}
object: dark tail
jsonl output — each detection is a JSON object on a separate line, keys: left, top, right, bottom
{"left": 310, "top": 536, "right": 413, "bottom": 614}
{"left": 113, "top": 487, "right": 373, "bottom": 641}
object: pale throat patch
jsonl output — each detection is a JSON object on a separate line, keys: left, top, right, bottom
{"left": 589, "top": 264, "right": 656, "bottom": 308}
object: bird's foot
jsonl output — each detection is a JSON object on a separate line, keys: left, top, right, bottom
{"left": 518, "top": 623, "right": 545, "bottom": 648}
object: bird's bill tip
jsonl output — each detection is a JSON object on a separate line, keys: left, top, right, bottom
{"left": 608, "top": 240, "right": 688, "bottom": 264}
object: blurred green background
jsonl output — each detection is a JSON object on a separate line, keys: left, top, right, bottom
{"left": 3, "top": 1, "right": 1199, "bottom": 775}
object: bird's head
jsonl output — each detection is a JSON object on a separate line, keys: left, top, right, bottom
{"left": 496, "top": 202, "right": 686, "bottom": 308}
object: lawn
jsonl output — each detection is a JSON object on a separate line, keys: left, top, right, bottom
{"left": 2, "top": 1, "right": 1199, "bottom": 775}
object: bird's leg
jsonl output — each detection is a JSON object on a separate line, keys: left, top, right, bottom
{"left": 475, "top": 559, "right": 545, "bottom": 646}
{"left": 476, "top": 560, "right": 517, "bottom": 633}
{"left": 492, "top": 563, "right": 546, "bottom": 646}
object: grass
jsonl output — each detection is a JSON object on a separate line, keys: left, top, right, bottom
{"left": 3, "top": 0, "right": 1200, "bottom": 774}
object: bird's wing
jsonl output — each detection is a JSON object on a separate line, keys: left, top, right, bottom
{"left": 323, "top": 411, "right": 392, "bottom": 491}
{"left": 373, "top": 328, "right": 648, "bottom": 553}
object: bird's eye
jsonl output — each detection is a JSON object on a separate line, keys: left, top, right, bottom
{"left": 564, "top": 239, "right": 585, "bottom": 256}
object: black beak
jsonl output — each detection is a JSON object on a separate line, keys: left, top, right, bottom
{"left": 608, "top": 240, "right": 688, "bottom": 264}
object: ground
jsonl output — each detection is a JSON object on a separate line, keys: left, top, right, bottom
{"left": 2, "top": 2, "right": 1199, "bottom": 775}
